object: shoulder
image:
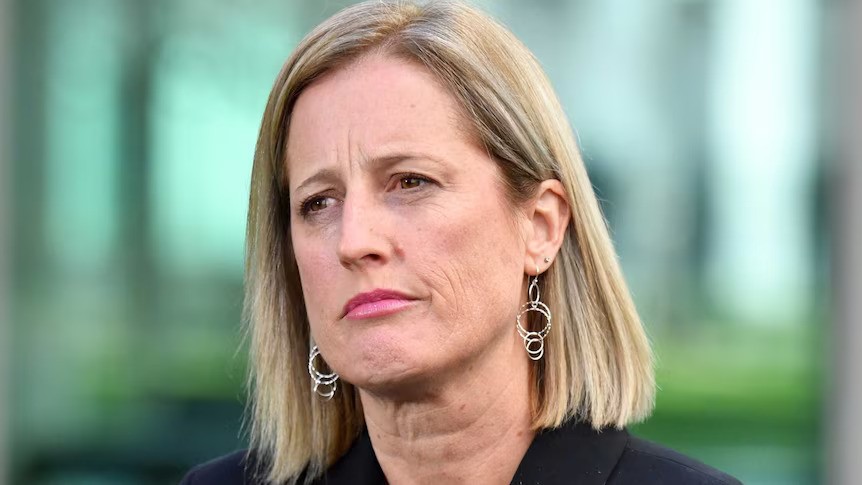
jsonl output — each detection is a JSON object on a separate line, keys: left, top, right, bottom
{"left": 179, "top": 449, "right": 257, "bottom": 485}
{"left": 610, "top": 434, "right": 742, "bottom": 485}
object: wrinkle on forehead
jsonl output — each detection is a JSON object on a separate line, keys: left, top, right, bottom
{"left": 282, "top": 52, "right": 484, "bottom": 189}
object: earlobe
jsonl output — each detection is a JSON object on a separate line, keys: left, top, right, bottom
{"left": 523, "top": 179, "right": 571, "bottom": 274}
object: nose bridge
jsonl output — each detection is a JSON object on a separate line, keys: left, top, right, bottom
{"left": 337, "top": 184, "right": 388, "bottom": 268}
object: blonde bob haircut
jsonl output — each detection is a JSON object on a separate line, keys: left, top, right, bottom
{"left": 244, "top": 0, "right": 655, "bottom": 483}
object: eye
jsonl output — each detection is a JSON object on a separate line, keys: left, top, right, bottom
{"left": 398, "top": 174, "right": 431, "bottom": 190}
{"left": 300, "top": 195, "right": 335, "bottom": 216}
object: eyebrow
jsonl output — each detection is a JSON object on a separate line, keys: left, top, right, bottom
{"left": 293, "top": 167, "right": 340, "bottom": 196}
{"left": 291, "top": 152, "right": 445, "bottom": 195}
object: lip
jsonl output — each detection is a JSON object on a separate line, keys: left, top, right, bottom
{"left": 342, "top": 289, "right": 418, "bottom": 320}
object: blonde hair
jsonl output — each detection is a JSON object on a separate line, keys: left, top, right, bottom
{"left": 244, "top": 1, "right": 655, "bottom": 483}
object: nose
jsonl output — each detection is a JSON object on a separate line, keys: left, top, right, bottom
{"left": 336, "top": 191, "right": 390, "bottom": 270}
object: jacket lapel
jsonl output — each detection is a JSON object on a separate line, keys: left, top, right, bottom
{"left": 511, "top": 419, "right": 629, "bottom": 485}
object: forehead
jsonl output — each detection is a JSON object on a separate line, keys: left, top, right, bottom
{"left": 285, "top": 54, "right": 474, "bottom": 185}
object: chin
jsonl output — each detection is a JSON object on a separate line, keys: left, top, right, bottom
{"left": 337, "top": 343, "right": 441, "bottom": 398}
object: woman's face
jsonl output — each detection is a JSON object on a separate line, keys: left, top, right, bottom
{"left": 287, "top": 55, "right": 529, "bottom": 395}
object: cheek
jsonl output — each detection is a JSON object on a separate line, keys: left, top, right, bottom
{"left": 420, "top": 201, "right": 524, "bottom": 331}
{"left": 292, "top": 234, "right": 339, "bottom": 328}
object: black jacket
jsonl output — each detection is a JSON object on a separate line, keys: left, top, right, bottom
{"left": 180, "top": 419, "right": 742, "bottom": 484}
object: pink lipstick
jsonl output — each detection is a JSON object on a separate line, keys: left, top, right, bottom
{"left": 343, "top": 289, "right": 417, "bottom": 320}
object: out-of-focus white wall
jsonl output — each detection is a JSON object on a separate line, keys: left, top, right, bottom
{"left": 706, "top": 0, "right": 817, "bottom": 323}
{"left": 832, "top": 1, "right": 862, "bottom": 483}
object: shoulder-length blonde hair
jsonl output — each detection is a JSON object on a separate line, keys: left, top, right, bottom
{"left": 244, "top": 1, "right": 655, "bottom": 483}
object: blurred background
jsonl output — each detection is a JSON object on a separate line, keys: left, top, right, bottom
{"left": 1, "top": 0, "right": 858, "bottom": 483}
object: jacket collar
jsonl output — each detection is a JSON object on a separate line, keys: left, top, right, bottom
{"left": 511, "top": 418, "right": 629, "bottom": 484}
{"left": 319, "top": 418, "right": 629, "bottom": 484}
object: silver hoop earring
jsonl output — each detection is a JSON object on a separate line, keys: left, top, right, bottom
{"left": 308, "top": 345, "right": 339, "bottom": 400}
{"left": 516, "top": 264, "right": 552, "bottom": 360}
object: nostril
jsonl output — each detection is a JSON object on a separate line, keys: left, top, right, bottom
{"left": 338, "top": 251, "right": 384, "bottom": 270}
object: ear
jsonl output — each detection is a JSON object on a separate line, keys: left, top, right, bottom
{"left": 524, "top": 179, "right": 571, "bottom": 275}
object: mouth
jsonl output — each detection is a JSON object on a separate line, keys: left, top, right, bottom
{"left": 342, "top": 289, "right": 419, "bottom": 320}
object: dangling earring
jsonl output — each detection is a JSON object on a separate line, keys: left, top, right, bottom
{"left": 308, "top": 345, "right": 339, "bottom": 399}
{"left": 516, "top": 263, "right": 552, "bottom": 360}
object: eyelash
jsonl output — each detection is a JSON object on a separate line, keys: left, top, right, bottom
{"left": 297, "top": 173, "right": 434, "bottom": 218}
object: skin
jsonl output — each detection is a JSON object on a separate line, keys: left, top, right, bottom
{"left": 287, "top": 53, "right": 571, "bottom": 484}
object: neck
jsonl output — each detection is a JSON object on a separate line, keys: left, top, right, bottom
{"left": 359, "top": 334, "right": 535, "bottom": 485}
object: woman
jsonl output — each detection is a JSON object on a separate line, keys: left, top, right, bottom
{"left": 182, "top": 1, "right": 741, "bottom": 484}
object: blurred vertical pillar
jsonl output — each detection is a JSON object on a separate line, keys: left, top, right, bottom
{"left": 832, "top": 1, "right": 862, "bottom": 483}
{"left": 0, "top": 0, "right": 10, "bottom": 481}
{"left": 706, "top": 0, "right": 817, "bottom": 324}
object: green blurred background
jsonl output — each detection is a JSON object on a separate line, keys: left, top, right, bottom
{"left": 1, "top": 0, "right": 842, "bottom": 483}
